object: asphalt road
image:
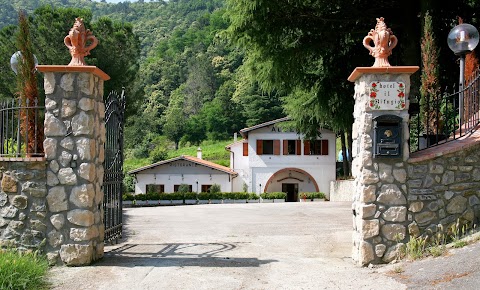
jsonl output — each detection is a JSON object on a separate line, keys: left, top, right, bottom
{"left": 47, "top": 202, "right": 479, "bottom": 290}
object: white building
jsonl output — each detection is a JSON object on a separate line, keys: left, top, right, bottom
{"left": 129, "top": 152, "right": 237, "bottom": 194}
{"left": 129, "top": 117, "right": 336, "bottom": 201}
{"left": 226, "top": 117, "right": 336, "bottom": 201}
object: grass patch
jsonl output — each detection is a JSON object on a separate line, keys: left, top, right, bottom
{"left": 403, "top": 235, "right": 427, "bottom": 260}
{"left": 0, "top": 248, "right": 50, "bottom": 290}
{"left": 428, "top": 245, "right": 447, "bottom": 257}
{"left": 167, "top": 139, "right": 232, "bottom": 166}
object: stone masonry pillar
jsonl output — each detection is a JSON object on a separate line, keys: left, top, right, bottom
{"left": 348, "top": 17, "right": 419, "bottom": 266}
{"left": 37, "top": 65, "right": 110, "bottom": 265}
{"left": 348, "top": 67, "right": 418, "bottom": 266}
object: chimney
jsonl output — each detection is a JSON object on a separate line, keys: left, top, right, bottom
{"left": 234, "top": 132, "right": 237, "bottom": 142}
{"left": 197, "top": 147, "right": 202, "bottom": 159}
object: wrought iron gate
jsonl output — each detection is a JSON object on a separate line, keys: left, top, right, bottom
{"left": 103, "top": 89, "right": 125, "bottom": 244}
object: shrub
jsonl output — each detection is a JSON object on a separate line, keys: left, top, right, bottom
{"left": 123, "top": 193, "right": 136, "bottom": 201}
{"left": 169, "top": 192, "right": 184, "bottom": 200}
{"left": 177, "top": 184, "right": 190, "bottom": 194}
{"left": 184, "top": 192, "right": 197, "bottom": 200}
{"left": 198, "top": 192, "right": 212, "bottom": 200}
{"left": 123, "top": 174, "right": 135, "bottom": 193}
{"left": 158, "top": 193, "right": 171, "bottom": 200}
{"left": 0, "top": 249, "right": 50, "bottom": 290}
{"left": 209, "top": 184, "right": 221, "bottom": 194}
{"left": 233, "top": 192, "right": 249, "bottom": 200}
{"left": 146, "top": 192, "right": 160, "bottom": 200}
{"left": 132, "top": 193, "right": 146, "bottom": 201}
{"left": 248, "top": 193, "right": 259, "bottom": 200}
{"left": 301, "top": 192, "right": 326, "bottom": 200}
{"left": 260, "top": 192, "right": 286, "bottom": 200}
{"left": 222, "top": 192, "right": 235, "bottom": 200}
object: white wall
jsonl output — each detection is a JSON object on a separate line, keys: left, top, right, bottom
{"left": 133, "top": 160, "right": 232, "bottom": 194}
{"left": 229, "top": 141, "right": 250, "bottom": 192}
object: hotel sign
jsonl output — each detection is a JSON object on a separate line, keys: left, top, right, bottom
{"left": 368, "top": 81, "right": 406, "bottom": 110}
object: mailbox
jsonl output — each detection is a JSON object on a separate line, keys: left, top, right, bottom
{"left": 373, "top": 115, "right": 402, "bottom": 158}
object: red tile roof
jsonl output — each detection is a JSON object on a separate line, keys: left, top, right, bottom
{"left": 128, "top": 155, "right": 237, "bottom": 175}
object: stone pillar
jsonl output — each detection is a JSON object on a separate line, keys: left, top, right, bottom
{"left": 37, "top": 65, "right": 110, "bottom": 266}
{"left": 348, "top": 66, "right": 418, "bottom": 266}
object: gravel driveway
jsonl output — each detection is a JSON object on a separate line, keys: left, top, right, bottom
{"left": 47, "top": 202, "right": 408, "bottom": 290}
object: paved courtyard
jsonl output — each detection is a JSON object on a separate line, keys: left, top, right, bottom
{"left": 48, "top": 202, "right": 407, "bottom": 289}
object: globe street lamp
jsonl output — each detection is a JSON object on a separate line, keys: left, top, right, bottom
{"left": 10, "top": 51, "right": 38, "bottom": 75}
{"left": 447, "top": 23, "right": 479, "bottom": 128}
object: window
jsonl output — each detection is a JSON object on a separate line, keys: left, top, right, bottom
{"left": 257, "top": 139, "right": 280, "bottom": 155}
{"left": 304, "top": 140, "right": 329, "bottom": 155}
{"left": 283, "top": 140, "right": 301, "bottom": 155}
{"left": 243, "top": 142, "right": 248, "bottom": 156}
{"left": 174, "top": 184, "right": 193, "bottom": 192}
{"left": 201, "top": 185, "right": 212, "bottom": 192}
{"left": 146, "top": 184, "right": 164, "bottom": 194}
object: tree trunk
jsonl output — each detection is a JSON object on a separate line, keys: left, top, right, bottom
{"left": 340, "top": 131, "right": 349, "bottom": 177}
{"left": 347, "top": 128, "right": 353, "bottom": 177}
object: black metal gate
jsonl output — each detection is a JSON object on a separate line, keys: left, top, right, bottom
{"left": 103, "top": 89, "right": 125, "bottom": 244}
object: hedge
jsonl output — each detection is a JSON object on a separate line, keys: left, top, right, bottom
{"left": 300, "top": 192, "right": 326, "bottom": 199}
{"left": 260, "top": 192, "right": 287, "bottom": 200}
{"left": 124, "top": 192, "right": 259, "bottom": 201}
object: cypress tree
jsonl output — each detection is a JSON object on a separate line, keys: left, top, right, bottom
{"left": 15, "top": 10, "right": 43, "bottom": 155}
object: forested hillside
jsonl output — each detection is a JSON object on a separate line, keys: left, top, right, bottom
{"left": 0, "top": 0, "right": 285, "bottom": 169}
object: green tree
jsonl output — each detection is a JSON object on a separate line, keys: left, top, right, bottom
{"left": 224, "top": 0, "right": 425, "bottom": 176}
{"left": 90, "top": 17, "right": 141, "bottom": 116}
{"left": 162, "top": 87, "right": 186, "bottom": 149}
{"left": 420, "top": 11, "right": 441, "bottom": 135}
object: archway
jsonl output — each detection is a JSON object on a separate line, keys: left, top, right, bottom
{"left": 264, "top": 168, "right": 319, "bottom": 202}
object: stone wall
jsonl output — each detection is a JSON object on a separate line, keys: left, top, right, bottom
{"left": 0, "top": 160, "right": 47, "bottom": 251}
{"left": 407, "top": 144, "right": 480, "bottom": 239}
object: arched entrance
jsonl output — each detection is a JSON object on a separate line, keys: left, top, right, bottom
{"left": 264, "top": 168, "right": 319, "bottom": 202}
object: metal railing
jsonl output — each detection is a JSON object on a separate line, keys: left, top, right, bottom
{"left": 410, "top": 69, "right": 480, "bottom": 152}
{"left": 0, "top": 98, "right": 44, "bottom": 157}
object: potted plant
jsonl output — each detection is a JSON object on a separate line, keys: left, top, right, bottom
{"left": 234, "top": 192, "right": 249, "bottom": 203}
{"left": 209, "top": 192, "right": 223, "bottom": 204}
{"left": 303, "top": 192, "right": 326, "bottom": 202}
{"left": 170, "top": 192, "right": 184, "bottom": 205}
{"left": 184, "top": 192, "right": 197, "bottom": 205}
{"left": 122, "top": 193, "right": 135, "bottom": 207}
{"left": 146, "top": 192, "right": 160, "bottom": 206}
{"left": 197, "top": 192, "right": 210, "bottom": 204}
{"left": 300, "top": 193, "right": 309, "bottom": 202}
{"left": 247, "top": 193, "right": 259, "bottom": 203}
{"left": 222, "top": 192, "right": 235, "bottom": 204}
{"left": 271, "top": 192, "right": 286, "bottom": 203}
{"left": 158, "top": 193, "right": 172, "bottom": 205}
{"left": 259, "top": 192, "right": 272, "bottom": 203}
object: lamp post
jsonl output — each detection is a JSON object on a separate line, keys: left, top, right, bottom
{"left": 10, "top": 51, "right": 38, "bottom": 75}
{"left": 447, "top": 23, "right": 479, "bottom": 130}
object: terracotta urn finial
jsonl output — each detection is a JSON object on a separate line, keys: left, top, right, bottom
{"left": 64, "top": 18, "right": 98, "bottom": 66}
{"left": 363, "top": 17, "right": 398, "bottom": 67}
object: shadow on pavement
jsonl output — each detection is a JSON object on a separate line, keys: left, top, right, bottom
{"left": 94, "top": 242, "right": 277, "bottom": 268}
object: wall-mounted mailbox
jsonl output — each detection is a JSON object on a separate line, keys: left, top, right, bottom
{"left": 373, "top": 115, "right": 402, "bottom": 158}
